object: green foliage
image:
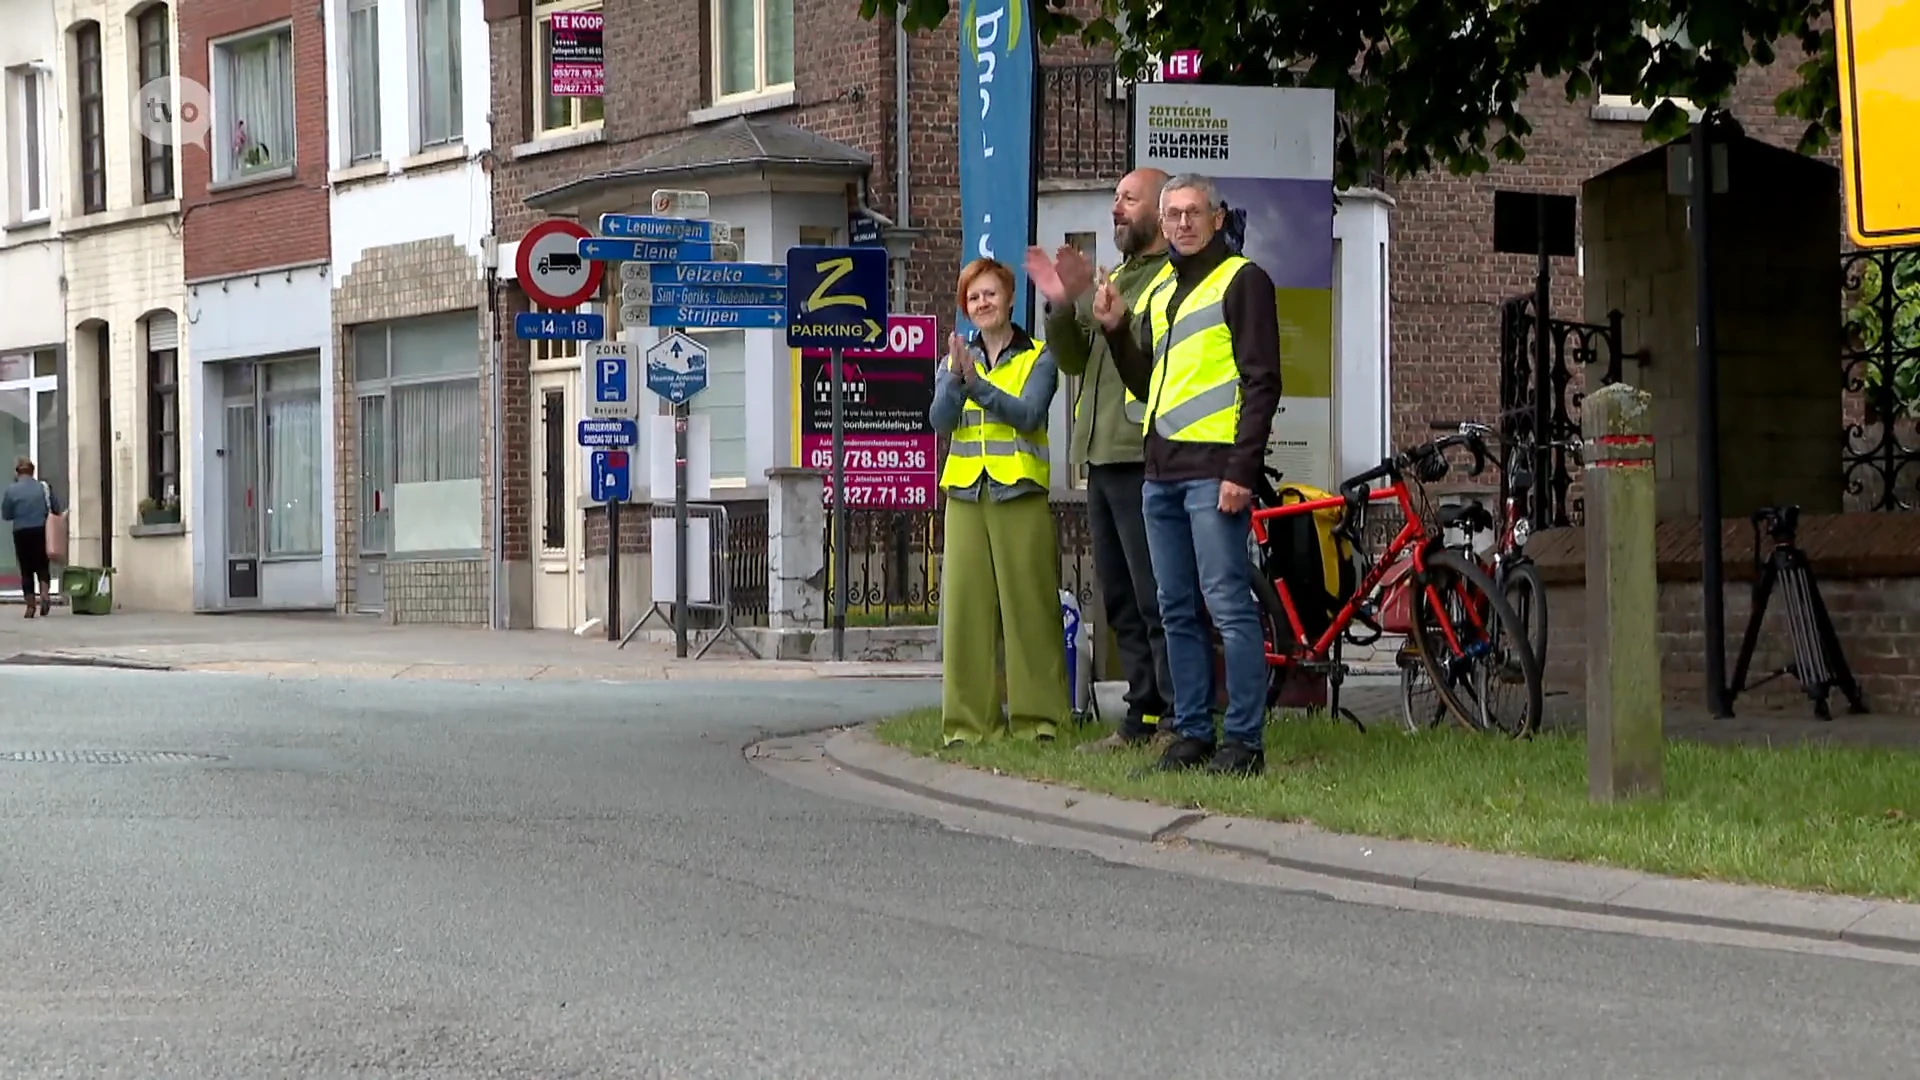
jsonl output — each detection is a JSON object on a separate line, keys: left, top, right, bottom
{"left": 863, "top": 0, "right": 1840, "bottom": 190}
{"left": 1844, "top": 252, "right": 1920, "bottom": 420}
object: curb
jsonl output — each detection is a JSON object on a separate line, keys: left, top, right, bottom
{"left": 0, "top": 650, "right": 177, "bottom": 671}
{"left": 820, "top": 726, "right": 1920, "bottom": 954}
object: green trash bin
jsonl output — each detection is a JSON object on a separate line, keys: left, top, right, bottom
{"left": 61, "top": 566, "right": 114, "bottom": 616}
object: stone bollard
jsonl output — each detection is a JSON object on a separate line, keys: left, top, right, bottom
{"left": 1581, "top": 383, "right": 1664, "bottom": 801}
{"left": 765, "top": 467, "right": 827, "bottom": 631}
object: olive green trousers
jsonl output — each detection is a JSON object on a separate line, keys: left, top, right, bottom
{"left": 939, "top": 493, "right": 1072, "bottom": 745}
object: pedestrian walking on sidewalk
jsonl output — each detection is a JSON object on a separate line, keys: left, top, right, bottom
{"left": 3, "top": 456, "right": 62, "bottom": 618}
{"left": 931, "top": 258, "right": 1072, "bottom": 747}
{"left": 1092, "top": 173, "right": 1284, "bottom": 776}
{"left": 1026, "top": 167, "right": 1177, "bottom": 753}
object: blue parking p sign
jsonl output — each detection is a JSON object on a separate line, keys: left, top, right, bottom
{"left": 583, "top": 342, "right": 639, "bottom": 420}
{"left": 590, "top": 449, "right": 631, "bottom": 502}
{"left": 595, "top": 354, "right": 627, "bottom": 402}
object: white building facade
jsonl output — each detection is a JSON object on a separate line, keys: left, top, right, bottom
{"left": 55, "top": 0, "right": 187, "bottom": 610}
{"left": 323, "top": 0, "right": 493, "bottom": 622}
{"left": 0, "top": 0, "right": 69, "bottom": 602}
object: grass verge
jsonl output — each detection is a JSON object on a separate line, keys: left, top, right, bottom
{"left": 873, "top": 708, "right": 1920, "bottom": 902}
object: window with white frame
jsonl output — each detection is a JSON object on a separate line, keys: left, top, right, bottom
{"left": 353, "top": 312, "right": 483, "bottom": 555}
{"left": 135, "top": 5, "right": 174, "bottom": 202}
{"left": 4, "top": 64, "right": 48, "bottom": 222}
{"left": 213, "top": 26, "right": 295, "bottom": 181}
{"left": 713, "top": 0, "right": 793, "bottom": 100}
{"left": 345, "top": 0, "right": 381, "bottom": 161}
{"left": 533, "top": 0, "right": 604, "bottom": 136}
{"left": 415, "top": 0, "right": 462, "bottom": 148}
{"left": 685, "top": 227, "right": 750, "bottom": 481}
{"left": 1595, "top": 20, "right": 1699, "bottom": 116}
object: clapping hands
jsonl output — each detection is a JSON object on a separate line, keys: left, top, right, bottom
{"left": 946, "top": 333, "right": 975, "bottom": 383}
{"left": 1091, "top": 277, "right": 1126, "bottom": 332}
{"left": 1024, "top": 244, "right": 1097, "bottom": 307}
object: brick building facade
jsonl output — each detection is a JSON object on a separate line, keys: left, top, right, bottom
{"left": 176, "top": 0, "right": 337, "bottom": 612}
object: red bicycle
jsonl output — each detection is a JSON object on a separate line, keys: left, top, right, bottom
{"left": 1247, "top": 429, "right": 1545, "bottom": 736}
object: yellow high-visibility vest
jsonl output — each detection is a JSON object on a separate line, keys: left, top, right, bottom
{"left": 940, "top": 338, "right": 1051, "bottom": 491}
{"left": 1138, "top": 255, "right": 1250, "bottom": 444}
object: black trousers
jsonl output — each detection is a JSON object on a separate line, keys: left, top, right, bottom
{"left": 12, "top": 526, "right": 50, "bottom": 601}
{"left": 1086, "top": 463, "right": 1172, "bottom": 732}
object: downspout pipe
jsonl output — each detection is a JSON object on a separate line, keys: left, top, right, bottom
{"left": 896, "top": 7, "right": 910, "bottom": 231}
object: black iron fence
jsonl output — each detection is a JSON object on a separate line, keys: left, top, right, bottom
{"left": 1037, "top": 63, "right": 1130, "bottom": 182}
{"left": 1497, "top": 295, "right": 1628, "bottom": 529}
{"left": 819, "top": 502, "right": 1098, "bottom": 628}
{"left": 1841, "top": 246, "right": 1920, "bottom": 512}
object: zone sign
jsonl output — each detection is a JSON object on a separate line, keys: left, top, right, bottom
{"left": 516, "top": 218, "right": 605, "bottom": 310}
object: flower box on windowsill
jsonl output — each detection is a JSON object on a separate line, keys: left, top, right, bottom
{"left": 138, "top": 500, "right": 180, "bottom": 527}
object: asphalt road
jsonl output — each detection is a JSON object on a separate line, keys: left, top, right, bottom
{"left": 1, "top": 668, "right": 1915, "bottom": 1078}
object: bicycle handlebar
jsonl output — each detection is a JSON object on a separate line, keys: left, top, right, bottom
{"left": 1339, "top": 430, "right": 1490, "bottom": 497}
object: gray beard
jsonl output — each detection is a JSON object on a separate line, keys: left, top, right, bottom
{"left": 1114, "top": 218, "right": 1157, "bottom": 257}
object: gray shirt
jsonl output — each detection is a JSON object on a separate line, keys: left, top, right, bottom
{"left": 1, "top": 477, "right": 61, "bottom": 530}
{"left": 930, "top": 327, "right": 1058, "bottom": 503}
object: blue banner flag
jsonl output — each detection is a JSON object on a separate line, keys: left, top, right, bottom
{"left": 957, "top": 0, "right": 1037, "bottom": 335}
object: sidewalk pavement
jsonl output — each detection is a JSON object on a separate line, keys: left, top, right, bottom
{"left": 821, "top": 726, "right": 1920, "bottom": 953}
{"left": 0, "top": 611, "right": 939, "bottom": 682}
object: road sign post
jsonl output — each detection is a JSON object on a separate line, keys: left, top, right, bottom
{"left": 785, "top": 245, "right": 891, "bottom": 661}
{"left": 579, "top": 190, "right": 788, "bottom": 657}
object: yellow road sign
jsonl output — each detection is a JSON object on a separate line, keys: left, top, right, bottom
{"left": 1835, "top": 0, "right": 1920, "bottom": 247}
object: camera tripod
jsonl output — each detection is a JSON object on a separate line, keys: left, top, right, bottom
{"left": 1726, "top": 505, "right": 1868, "bottom": 721}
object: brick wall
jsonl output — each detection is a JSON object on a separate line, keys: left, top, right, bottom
{"left": 1382, "top": 63, "right": 1826, "bottom": 450}
{"left": 330, "top": 236, "right": 488, "bottom": 616}
{"left": 178, "top": 0, "right": 330, "bottom": 278}
{"left": 1544, "top": 578, "right": 1920, "bottom": 716}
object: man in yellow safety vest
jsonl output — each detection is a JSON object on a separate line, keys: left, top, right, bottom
{"left": 1090, "top": 173, "right": 1283, "bottom": 776}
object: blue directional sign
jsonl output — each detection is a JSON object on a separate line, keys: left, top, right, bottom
{"left": 621, "top": 261, "right": 786, "bottom": 288}
{"left": 622, "top": 304, "right": 785, "bottom": 330}
{"left": 784, "top": 245, "right": 889, "bottom": 349}
{"left": 637, "top": 284, "right": 788, "bottom": 307}
{"left": 598, "top": 214, "right": 728, "bottom": 243}
{"left": 514, "top": 311, "right": 604, "bottom": 341}
{"left": 645, "top": 332, "right": 710, "bottom": 406}
{"left": 577, "top": 416, "right": 639, "bottom": 448}
{"left": 589, "top": 449, "right": 631, "bottom": 502}
{"left": 579, "top": 238, "right": 735, "bottom": 263}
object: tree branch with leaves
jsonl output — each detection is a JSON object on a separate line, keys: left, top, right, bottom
{"left": 863, "top": 0, "right": 1839, "bottom": 189}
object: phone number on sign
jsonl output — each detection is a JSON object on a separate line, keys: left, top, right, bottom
{"left": 823, "top": 482, "right": 935, "bottom": 508}
{"left": 807, "top": 447, "right": 930, "bottom": 471}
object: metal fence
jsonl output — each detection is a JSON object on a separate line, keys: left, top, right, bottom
{"left": 1841, "top": 246, "right": 1920, "bottom": 512}
{"left": 1037, "top": 63, "right": 1130, "bottom": 182}
{"left": 819, "top": 502, "right": 1099, "bottom": 628}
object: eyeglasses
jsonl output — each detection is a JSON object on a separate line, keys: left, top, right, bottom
{"left": 1160, "top": 207, "right": 1212, "bottom": 224}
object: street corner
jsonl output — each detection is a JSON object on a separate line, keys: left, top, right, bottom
{"left": 811, "top": 723, "right": 1920, "bottom": 956}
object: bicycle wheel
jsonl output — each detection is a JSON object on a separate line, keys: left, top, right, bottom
{"left": 1502, "top": 558, "right": 1549, "bottom": 666}
{"left": 1397, "top": 646, "right": 1449, "bottom": 733}
{"left": 1247, "top": 559, "right": 1295, "bottom": 708}
{"left": 1408, "top": 547, "right": 1544, "bottom": 736}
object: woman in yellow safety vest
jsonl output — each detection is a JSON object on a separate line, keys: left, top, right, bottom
{"left": 930, "top": 258, "right": 1072, "bottom": 746}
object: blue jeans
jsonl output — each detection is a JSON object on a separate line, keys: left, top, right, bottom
{"left": 1142, "top": 478, "right": 1267, "bottom": 749}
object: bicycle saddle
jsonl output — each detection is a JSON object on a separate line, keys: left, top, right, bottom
{"left": 1438, "top": 502, "right": 1495, "bottom": 533}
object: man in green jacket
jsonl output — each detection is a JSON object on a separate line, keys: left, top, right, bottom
{"left": 1026, "top": 167, "right": 1175, "bottom": 751}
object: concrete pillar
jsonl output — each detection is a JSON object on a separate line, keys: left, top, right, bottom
{"left": 765, "top": 467, "right": 826, "bottom": 630}
{"left": 1581, "top": 383, "right": 1665, "bottom": 801}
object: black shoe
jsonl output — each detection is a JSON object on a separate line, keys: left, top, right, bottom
{"left": 1206, "top": 741, "right": 1265, "bottom": 777}
{"left": 1155, "top": 736, "right": 1216, "bottom": 771}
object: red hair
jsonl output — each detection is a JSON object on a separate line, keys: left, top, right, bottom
{"left": 955, "top": 258, "right": 1015, "bottom": 313}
